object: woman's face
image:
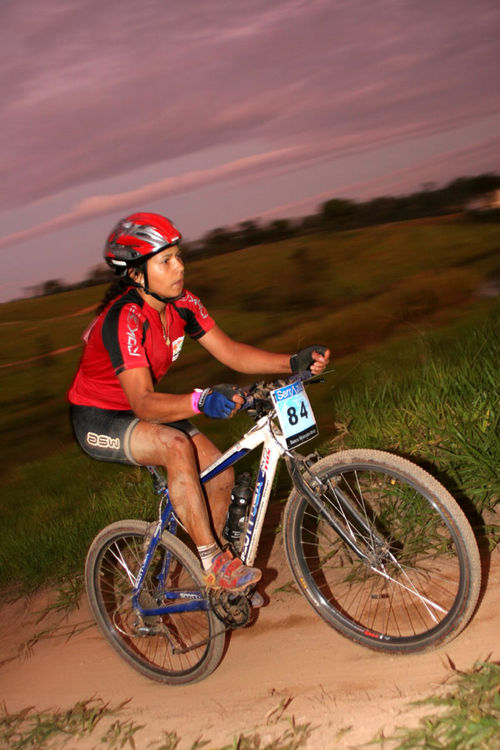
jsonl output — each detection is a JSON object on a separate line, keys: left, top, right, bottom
{"left": 135, "top": 245, "right": 184, "bottom": 302}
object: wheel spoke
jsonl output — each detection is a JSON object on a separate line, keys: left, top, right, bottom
{"left": 86, "top": 523, "right": 225, "bottom": 683}
{"left": 107, "top": 541, "right": 139, "bottom": 587}
{"left": 369, "top": 564, "right": 446, "bottom": 620}
{"left": 285, "top": 450, "right": 479, "bottom": 651}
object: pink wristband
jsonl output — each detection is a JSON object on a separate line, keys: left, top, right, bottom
{"left": 191, "top": 389, "right": 202, "bottom": 414}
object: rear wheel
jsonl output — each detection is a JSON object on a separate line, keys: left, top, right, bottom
{"left": 85, "top": 520, "right": 226, "bottom": 684}
{"left": 283, "top": 450, "right": 480, "bottom": 653}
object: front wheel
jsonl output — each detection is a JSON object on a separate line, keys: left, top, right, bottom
{"left": 85, "top": 520, "right": 226, "bottom": 684}
{"left": 283, "top": 449, "right": 481, "bottom": 653}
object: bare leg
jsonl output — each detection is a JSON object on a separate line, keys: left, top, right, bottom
{"left": 190, "top": 432, "right": 234, "bottom": 540}
{"left": 129, "top": 421, "right": 216, "bottom": 547}
{"left": 127, "top": 422, "right": 261, "bottom": 590}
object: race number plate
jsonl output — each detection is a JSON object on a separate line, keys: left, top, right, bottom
{"left": 271, "top": 380, "right": 318, "bottom": 448}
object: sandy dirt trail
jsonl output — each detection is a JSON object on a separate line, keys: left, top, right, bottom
{"left": 1, "top": 536, "right": 499, "bottom": 749}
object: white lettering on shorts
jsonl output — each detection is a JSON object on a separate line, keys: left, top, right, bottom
{"left": 87, "top": 432, "right": 121, "bottom": 450}
{"left": 126, "top": 307, "right": 141, "bottom": 357}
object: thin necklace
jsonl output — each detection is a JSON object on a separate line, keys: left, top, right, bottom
{"left": 161, "top": 309, "right": 171, "bottom": 346}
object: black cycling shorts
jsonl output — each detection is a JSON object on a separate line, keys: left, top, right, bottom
{"left": 70, "top": 405, "right": 199, "bottom": 465}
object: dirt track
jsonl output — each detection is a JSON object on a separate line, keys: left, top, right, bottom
{"left": 1, "top": 536, "right": 499, "bottom": 749}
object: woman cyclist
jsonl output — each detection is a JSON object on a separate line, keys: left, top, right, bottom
{"left": 68, "top": 212, "right": 330, "bottom": 592}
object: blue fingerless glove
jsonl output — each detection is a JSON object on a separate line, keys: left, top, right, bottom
{"left": 198, "top": 384, "right": 241, "bottom": 419}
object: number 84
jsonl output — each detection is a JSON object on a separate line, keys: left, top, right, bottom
{"left": 287, "top": 401, "right": 308, "bottom": 425}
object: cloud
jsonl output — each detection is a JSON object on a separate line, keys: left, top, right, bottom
{"left": 0, "top": 146, "right": 299, "bottom": 248}
{"left": 2, "top": 128, "right": 498, "bottom": 252}
{"left": 1, "top": 0, "right": 499, "bottom": 210}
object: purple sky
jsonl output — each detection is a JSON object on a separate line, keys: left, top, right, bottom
{"left": 1, "top": 0, "right": 499, "bottom": 301}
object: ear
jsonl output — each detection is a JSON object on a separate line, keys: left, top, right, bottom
{"left": 128, "top": 266, "right": 144, "bottom": 283}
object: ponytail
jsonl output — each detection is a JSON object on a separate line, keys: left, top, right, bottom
{"left": 95, "top": 277, "right": 129, "bottom": 314}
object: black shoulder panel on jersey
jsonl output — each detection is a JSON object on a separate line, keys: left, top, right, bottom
{"left": 171, "top": 301, "right": 205, "bottom": 339}
{"left": 102, "top": 289, "right": 145, "bottom": 373}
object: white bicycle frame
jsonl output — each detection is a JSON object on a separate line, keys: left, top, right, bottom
{"left": 200, "top": 413, "right": 290, "bottom": 567}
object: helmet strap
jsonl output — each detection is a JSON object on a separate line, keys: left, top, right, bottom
{"left": 125, "top": 265, "right": 184, "bottom": 304}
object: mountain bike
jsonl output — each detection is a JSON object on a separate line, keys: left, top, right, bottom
{"left": 85, "top": 372, "right": 481, "bottom": 684}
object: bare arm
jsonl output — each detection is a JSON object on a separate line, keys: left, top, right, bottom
{"left": 118, "top": 367, "right": 196, "bottom": 422}
{"left": 198, "top": 325, "right": 291, "bottom": 374}
{"left": 199, "top": 325, "right": 330, "bottom": 376}
{"left": 115, "top": 326, "right": 276, "bottom": 423}
{"left": 118, "top": 326, "right": 330, "bottom": 422}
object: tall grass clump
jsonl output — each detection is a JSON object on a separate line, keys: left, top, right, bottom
{"left": 370, "top": 660, "right": 500, "bottom": 749}
{"left": 0, "top": 698, "right": 144, "bottom": 750}
{"left": 331, "top": 307, "right": 499, "bottom": 523}
{"left": 0, "top": 449, "right": 157, "bottom": 592}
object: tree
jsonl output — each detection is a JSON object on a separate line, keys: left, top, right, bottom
{"left": 266, "top": 218, "right": 294, "bottom": 242}
{"left": 321, "top": 198, "right": 359, "bottom": 229}
{"left": 85, "top": 264, "right": 114, "bottom": 286}
{"left": 236, "top": 220, "right": 262, "bottom": 247}
{"left": 42, "top": 279, "right": 65, "bottom": 296}
{"left": 201, "top": 227, "right": 237, "bottom": 255}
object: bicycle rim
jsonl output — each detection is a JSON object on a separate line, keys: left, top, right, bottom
{"left": 284, "top": 450, "right": 480, "bottom": 653}
{"left": 85, "top": 521, "right": 225, "bottom": 684}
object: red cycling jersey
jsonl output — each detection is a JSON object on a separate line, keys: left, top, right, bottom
{"left": 68, "top": 287, "right": 215, "bottom": 410}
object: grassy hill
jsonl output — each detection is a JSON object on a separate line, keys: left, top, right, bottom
{"left": 1, "top": 215, "right": 498, "bottom": 470}
{"left": 0, "top": 215, "right": 498, "bottom": 590}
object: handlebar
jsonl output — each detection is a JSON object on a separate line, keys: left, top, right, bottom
{"left": 241, "top": 370, "right": 317, "bottom": 417}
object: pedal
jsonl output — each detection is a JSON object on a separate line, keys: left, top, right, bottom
{"left": 209, "top": 589, "right": 251, "bottom": 628}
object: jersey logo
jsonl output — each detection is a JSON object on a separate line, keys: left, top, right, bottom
{"left": 171, "top": 335, "right": 185, "bottom": 361}
{"left": 126, "top": 307, "right": 141, "bottom": 357}
{"left": 87, "top": 432, "right": 121, "bottom": 450}
{"left": 182, "top": 291, "right": 209, "bottom": 319}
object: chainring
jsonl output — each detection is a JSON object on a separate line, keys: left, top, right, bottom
{"left": 209, "top": 589, "right": 252, "bottom": 628}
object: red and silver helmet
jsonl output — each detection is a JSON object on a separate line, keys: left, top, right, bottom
{"left": 104, "top": 212, "right": 182, "bottom": 274}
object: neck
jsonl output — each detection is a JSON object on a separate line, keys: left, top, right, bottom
{"left": 137, "top": 287, "right": 166, "bottom": 313}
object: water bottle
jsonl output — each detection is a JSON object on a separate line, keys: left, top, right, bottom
{"left": 223, "top": 473, "right": 253, "bottom": 549}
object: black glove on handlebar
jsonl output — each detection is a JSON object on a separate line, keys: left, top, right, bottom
{"left": 290, "top": 345, "right": 328, "bottom": 373}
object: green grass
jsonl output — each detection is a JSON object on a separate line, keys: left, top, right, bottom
{"left": 0, "top": 216, "right": 499, "bottom": 590}
{"left": 0, "top": 698, "right": 143, "bottom": 750}
{"left": 189, "top": 218, "right": 500, "bottom": 313}
{"left": 0, "top": 284, "right": 100, "bottom": 322}
{"left": 0, "top": 698, "right": 311, "bottom": 750}
{"left": 0, "top": 450, "right": 160, "bottom": 591}
{"left": 370, "top": 660, "right": 500, "bottom": 749}
{"left": 2, "top": 661, "right": 497, "bottom": 748}
{"left": 330, "top": 304, "right": 500, "bottom": 518}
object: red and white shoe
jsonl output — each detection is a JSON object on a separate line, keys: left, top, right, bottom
{"left": 202, "top": 549, "right": 261, "bottom": 592}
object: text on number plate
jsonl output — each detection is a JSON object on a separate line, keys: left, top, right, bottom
{"left": 271, "top": 380, "right": 318, "bottom": 448}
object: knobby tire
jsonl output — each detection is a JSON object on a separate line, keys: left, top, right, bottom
{"left": 85, "top": 520, "right": 226, "bottom": 684}
{"left": 283, "top": 449, "right": 480, "bottom": 653}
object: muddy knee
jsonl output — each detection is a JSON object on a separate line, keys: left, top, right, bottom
{"left": 157, "top": 430, "right": 194, "bottom": 467}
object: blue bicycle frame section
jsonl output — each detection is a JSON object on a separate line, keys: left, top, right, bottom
{"left": 131, "top": 446, "right": 258, "bottom": 618}
{"left": 129, "top": 415, "right": 287, "bottom": 620}
{"left": 129, "top": 466, "right": 205, "bottom": 617}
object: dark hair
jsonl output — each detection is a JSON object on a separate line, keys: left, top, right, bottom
{"left": 95, "top": 276, "right": 129, "bottom": 314}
